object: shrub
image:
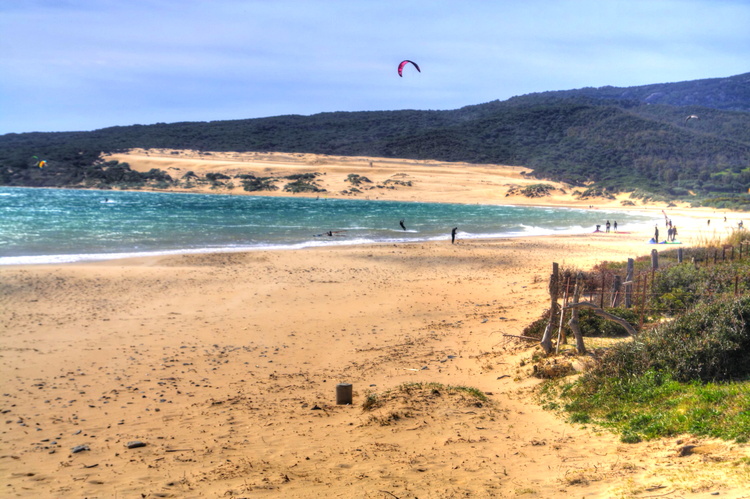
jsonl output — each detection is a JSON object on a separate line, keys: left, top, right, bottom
{"left": 652, "top": 264, "right": 709, "bottom": 314}
{"left": 346, "top": 174, "right": 372, "bottom": 186}
{"left": 205, "top": 172, "right": 230, "bottom": 182}
{"left": 507, "top": 183, "right": 555, "bottom": 198}
{"left": 242, "top": 177, "right": 278, "bottom": 192}
{"left": 588, "top": 296, "right": 750, "bottom": 383}
{"left": 283, "top": 180, "right": 325, "bottom": 193}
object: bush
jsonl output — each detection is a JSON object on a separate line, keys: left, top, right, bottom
{"left": 652, "top": 264, "right": 709, "bottom": 314}
{"left": 205, "top": 172, "right": 230, "bottom": 181}
{"left": 346, "top": 174, "right": 372, "bottom": 186}
{"left": 283, "top": 180, "right": 325, "bottom": 193}
{"left": 242, "top": 177, "right": 278, "bottom": 192}
{"left": 589, "top": 296, "right": 750, "bottom": 383}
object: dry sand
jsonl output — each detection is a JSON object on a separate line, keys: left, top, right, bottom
{"left": 102, "top": 148, "right": 663, "bottom": 207}
{"left": 2, "top": 150, "right": 748, "bottom": 498}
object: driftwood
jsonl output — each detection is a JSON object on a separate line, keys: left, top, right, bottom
{"left": 564, "top": 301, "right": 638, "bottom": 337}
{"left": 503, "top": 334, "right": 539, "bottom": 341}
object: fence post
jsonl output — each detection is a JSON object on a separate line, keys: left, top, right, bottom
{"left": 611, "top": 275, "right": 622, "bottom": 308}
{"left": 539, "top": 262, "right": 559, "bottom": 354}
{"left": 651, "top": 249, "right": 659, "bottom": 270}
{"left": 569, "top": 272, "right": 586, "bottom": 355}
{"left": 625, "top": 258, "right": 634, "bottom": 308}
{"left": 639, "top": 273, "right": 648, "bottom": 330}
{"left": 560, "top": 276, "right": 571, "bottom": 345}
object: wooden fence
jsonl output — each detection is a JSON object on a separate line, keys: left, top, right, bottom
{"left": 539, "top": 241, "right": 750, "bottom": 355}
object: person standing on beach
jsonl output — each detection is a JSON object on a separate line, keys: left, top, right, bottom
{"left": 606, "top": 220, "right": 611, "bottom": 233}
{"left": 399, "top": 220, "right": 406, "bottom": 231}
{"left": 613, "top": 221, "right": 618, "bottom": 232}
{"left": 451, "top": 227, "right": 458, "bottom": 244}
{"left": 654, "top": 225, "right": 659, "bottom": 243}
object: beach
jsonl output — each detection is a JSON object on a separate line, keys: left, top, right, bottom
{"left": 2, "top": 151, "right": 748, "bottom": 498}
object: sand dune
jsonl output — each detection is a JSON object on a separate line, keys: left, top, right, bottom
{"left": 105, "top": 148, "right": 612, "bottom": 207}
{"left": 2, "top": 151, "right": 748, "bottom": 497}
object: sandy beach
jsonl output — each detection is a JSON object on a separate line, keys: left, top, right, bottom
{"left": 2, "top": 151, "right": 748, "bottom": 498}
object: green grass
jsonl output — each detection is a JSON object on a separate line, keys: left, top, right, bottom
{"left": 361, "top": 381, "right": 488, "bottom": 412}
{"left": 543, "top": 371, "right": 750, "bottom": 443}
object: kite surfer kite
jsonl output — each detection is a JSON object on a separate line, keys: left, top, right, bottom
{"left": 398, "top": 60, "right": 420, "bottom": 77}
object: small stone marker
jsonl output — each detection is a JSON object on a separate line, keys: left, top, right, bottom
{"left": 336, "top": 383, "right": 353, "bottom": 405}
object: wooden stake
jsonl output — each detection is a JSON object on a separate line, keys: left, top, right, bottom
{"left": 540, "top": 262, "right": 559, "bottom": 354}
{"left": 625, "top": 258, "right": 634, "bottom": 308}
{"left": 555, "top": 284, "right": 570, "bottom": 354}
{"left": 568, "top": 272, "right": 586, "bottom": 355}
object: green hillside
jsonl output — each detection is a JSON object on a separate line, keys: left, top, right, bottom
{"left": 2, "top": 72, "right": 749, "bottom": 207}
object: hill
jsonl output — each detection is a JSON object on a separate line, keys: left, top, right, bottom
{"left": 1, "top": 72, "right": 749, "bottom": 207}
{"left": 524, "top": 72, "right": 750, "bottom": 111}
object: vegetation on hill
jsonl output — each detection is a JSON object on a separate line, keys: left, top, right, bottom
{"left": 526, "top": 72, "right": 750, "bottom": 112}
{"left": 1, "top": 73, "right": 749, "bottom": 208}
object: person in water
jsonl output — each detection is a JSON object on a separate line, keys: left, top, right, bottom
{"left": 451, "top": 227, "right": 458, "bottom": 244}
{"left": 400, "top": 220, "right": 406, "bottom": 231}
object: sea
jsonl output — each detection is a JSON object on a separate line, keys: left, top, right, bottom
{"left": 0, "top": 187, "right": 655, "bottom": 265}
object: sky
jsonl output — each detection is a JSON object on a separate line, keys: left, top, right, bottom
{"left": 1, "top": 0, "right": 748, "bottom": 135}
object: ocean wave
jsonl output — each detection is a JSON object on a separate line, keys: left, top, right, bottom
{"left": 0, "top": 187, "right": 656, "bottom": 265}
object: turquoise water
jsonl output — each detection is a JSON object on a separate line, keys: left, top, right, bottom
{"left": 0, "top": 187, "right": 653, "bottom": 265}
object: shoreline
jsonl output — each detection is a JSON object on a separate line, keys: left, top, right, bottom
{"left": 3, "top": 182, "right": 737, "bottom": 268}
{"left": 2, "top": 152, "right": 748, "bottom": 497}
{"left": 0, "top": 184, "right": 666, "bottom": 267}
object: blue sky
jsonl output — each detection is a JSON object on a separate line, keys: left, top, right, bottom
{"left": 1, "top": 0, "right": 748, "bottom": 134}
